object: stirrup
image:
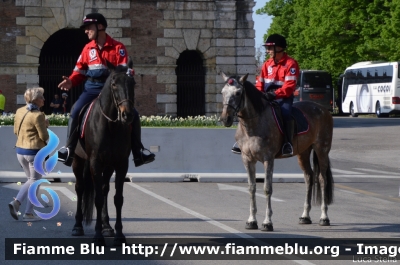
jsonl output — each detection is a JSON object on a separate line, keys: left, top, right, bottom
{"left": 57, "top": 146, "right": 70, "bottom": 162}
{"left": 231, "top": 142, "right": 241, "bottom": 154}
{"left": 58, "top": 146, "right": 74, "bottom": 166}
{"left": 281, "top": 143, "right": 293, "bottom": 157}
{"left": 133, "top": 148, "right": 155, "bottom": 167}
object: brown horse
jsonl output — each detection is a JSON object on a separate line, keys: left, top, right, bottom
{"left": 220, "top": 72, "right": 334, "bottom": 231}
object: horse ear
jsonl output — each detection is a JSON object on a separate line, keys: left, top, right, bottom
{"left": 105, "top": 59, "right": 115, "bottom": 71}
{"left": 128, "top": 56, "right": 133, "bottom": 69}
{"left": 239, "top": 73, "right": 249, "bottom": 83}
{"left": 220, "top": 71, "right": 229, "bottom": 81}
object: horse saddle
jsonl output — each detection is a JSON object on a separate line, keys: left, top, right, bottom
{"left": 270, "top": 102, "right": 309, "bottom": 135}
{"left": 77, "top": 99, "right": 97, "bottom": 151}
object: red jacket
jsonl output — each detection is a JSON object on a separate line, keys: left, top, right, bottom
{"left": 255, "top": 75, "right": 263, "bottom": 92}
{"left": 69, "top": 34, "right": 128, "bottom": 87}
{"left": 259, "top": 53, "right": 299, "bottom": 99}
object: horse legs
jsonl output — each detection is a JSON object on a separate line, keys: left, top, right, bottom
{"left": 71, "top": 156, "right": 85, "bottom": 236}
{"left": 244, "top": 159, "right": 258, "bottom": 230}
{"left": 113, "top": 163, "right": 128, "bottom": 246}
{"left": 90, "top": 160, "right": 106, "bottom": 246}
{"left": 297, "top": 147, "right": 313, "bottom": 224}
{"left": 313, "top": 149, "right": 334, "bottom": 226}
{"left": 101, "top": 166, "right": 115, "bottom": 237}
{"left": 261, "top": 159, "right": 274, "bottom": 231}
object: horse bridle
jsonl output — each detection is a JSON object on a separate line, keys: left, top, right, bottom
{"left": 99, "top": 71, "right": 135, "bottom": 122}
{"left": 223, "top": 77, "right": 261, "bottom": 120}
{"left": 223, "top": 77, "right": 245, "bottom": 118}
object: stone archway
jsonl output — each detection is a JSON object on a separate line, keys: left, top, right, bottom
{"left": 39, "top": 28, "right": 88, "bottom": 114}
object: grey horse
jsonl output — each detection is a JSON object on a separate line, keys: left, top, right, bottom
{"left": 220, "top": 72, "right": 334, "bottom": 231}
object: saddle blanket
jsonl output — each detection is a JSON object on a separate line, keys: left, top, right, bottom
{"left": 271, "top": 105, "right": 309, "bottom": 135}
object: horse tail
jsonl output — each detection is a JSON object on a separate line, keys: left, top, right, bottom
{"left": 312, "top": 150, "right": 334, "bottom": 205}
{"left": 82, "top": 160, "right": 95, "bottom": 225}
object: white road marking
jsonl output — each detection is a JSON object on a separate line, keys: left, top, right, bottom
{"left": 353, "top": 168, "right": 398, "bottom": 175}
{"left": 331, "top": 168, "right": 364, "bottom": 175}
{"left": 335, "top": 174, "right": 400, "bottom": 179}
{"left": 217, "top": 183, "right": 285, "bottom": 202}
{"left": 126, "top": 182, "right": 315, "bottom": 265}
{"left": 3, "top": 183, "right": 76, "bottom": 201}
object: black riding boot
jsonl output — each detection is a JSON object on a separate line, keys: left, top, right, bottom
{"left": 282, "top": 119, "right": 294, "bottom": 157}
{"left": 131, "top": 111, "right": 155, "bottom": 167}
{"left": 231, "top": 142, "right": 241, "bottom": 154}
{"left": 58, "top": 116, "right": 79, "bottom": 167}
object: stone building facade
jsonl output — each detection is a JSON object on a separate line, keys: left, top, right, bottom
{"left": 0, "top": 0, "right": 256, "bottom": 117}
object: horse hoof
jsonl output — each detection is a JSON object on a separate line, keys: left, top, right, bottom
{"left": 102, "top": 228, "right": 115, "bottom": 237}
{"left": 319, "top": 218, "right": 330, "bottom": 226}
{"left": 113, "top": 236, "right": 126, "bottom": 246}
{"left": 245, "top": 221, "right": 258, "bottom": 230}
{"left": 299, "top": 217, "right": 312, "bottom": 224}
{"left": 71, "top": 227, "right": 84, "bottom": 236}
{"left": 261, "top": 223, "right": 273, "bottom": 231}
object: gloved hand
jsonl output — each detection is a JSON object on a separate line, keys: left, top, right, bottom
{"left": 264, "top": 91, "right": 276, "bottom": 101}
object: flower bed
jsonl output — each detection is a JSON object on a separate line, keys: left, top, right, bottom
{"left": 0, "top": 113, "right": 224, "bottom": 127}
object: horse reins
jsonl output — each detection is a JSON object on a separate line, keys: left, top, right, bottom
{"left": 99, "top": 72, "right": 134, "bottom": 122}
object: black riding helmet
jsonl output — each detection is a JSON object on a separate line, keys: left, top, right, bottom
{"left": 264, "top": 34, "right": 287, "bottom": 49}
{"left": 80, "top": 13, "right": 107, "bottom": 44}
{"left": 80, "top": 13, "right": 108, "bottom": 29}
{"left": 264, "top": 34, "right": 287, "bottom": 61}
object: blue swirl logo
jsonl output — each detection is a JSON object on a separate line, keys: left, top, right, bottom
{"left": 28, "top": 179, "right": 60, "bottom": 220}
{"left": 30, "top": 129, "right": 61, "bottom": 220}
{"left": 34, "top": 129, "right": 59, "bottom": 175}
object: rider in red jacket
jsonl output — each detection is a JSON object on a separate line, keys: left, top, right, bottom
{"left": 261, "top": 34, "right": 299, "bottom": 156}
{"left": 232, "top": 34, "right": 299, "bottom": 157}
{"left": 57, "top": 13, "right": 155, "bottom": 167}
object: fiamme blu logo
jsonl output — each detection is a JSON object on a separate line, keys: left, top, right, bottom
{"left": 30, "top": 129, "right": 61, "bottom": 220}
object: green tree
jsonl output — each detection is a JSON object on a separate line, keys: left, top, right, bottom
{"left": 255, "top": 0, "right": 400, "bottom": 83}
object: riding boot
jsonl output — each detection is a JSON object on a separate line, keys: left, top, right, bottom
{"left": 58, "top": 116, "right": 79, "bottom": 167}
{"left": 231, "top": 142, "right": 241, "bottom": 154}
{"left": 281, "top": 119, "right": 294, "bottom": 157}
{"left": 131, "top": 111, "right": 155, "bottom": 167}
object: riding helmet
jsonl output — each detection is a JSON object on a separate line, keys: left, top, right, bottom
{"left": 80, "top": 13, "right": 108, "bottom": 29}
{"left": 264, "top": 34, "right": 287, "bottom": 49}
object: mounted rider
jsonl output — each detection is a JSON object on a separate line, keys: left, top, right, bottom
{"left": 57, "top": 13, "right": 155, "bottom": 167}
{"left": 232, "top": 34, "right": 299, "bottom": 157}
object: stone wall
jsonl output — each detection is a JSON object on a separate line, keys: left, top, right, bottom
{"left": 0, "top": 0, "right": 256, "bottom": 117}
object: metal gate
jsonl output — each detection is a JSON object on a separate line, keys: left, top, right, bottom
{"left": 39, "top": 55, "right": 85, "bottom": 114}
{"left": 38, "top": 29, "right": 88, "bottom": 115}
{"left": 175, "top": 50, "right": 205, "bottom": 117}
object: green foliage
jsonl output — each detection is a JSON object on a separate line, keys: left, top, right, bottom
{"left": 255, "top": 0, "right": 400, "bottom": 89}
{"left": 0, "top": 114, "right": 225, "bottom": 128}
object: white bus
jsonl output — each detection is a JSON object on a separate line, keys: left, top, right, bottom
{"left": 337, "top": 61, "right": 400, "bottom": 117}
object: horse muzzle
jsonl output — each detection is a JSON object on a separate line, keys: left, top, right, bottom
{"left": 220, "top": 105, "right": 234, "bottom": 127}
{"left": 119, "top": 106, "right": 134, "bottom": 124}
{"left": 220, "top": 114, "right": 234, "bottom": 127}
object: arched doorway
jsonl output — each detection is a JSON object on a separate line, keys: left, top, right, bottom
{"left": 39, "top": 29, "right": 88, "bottom": 114}
{"left": 175, "top": 50, "right": 205, "bottom": 117}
